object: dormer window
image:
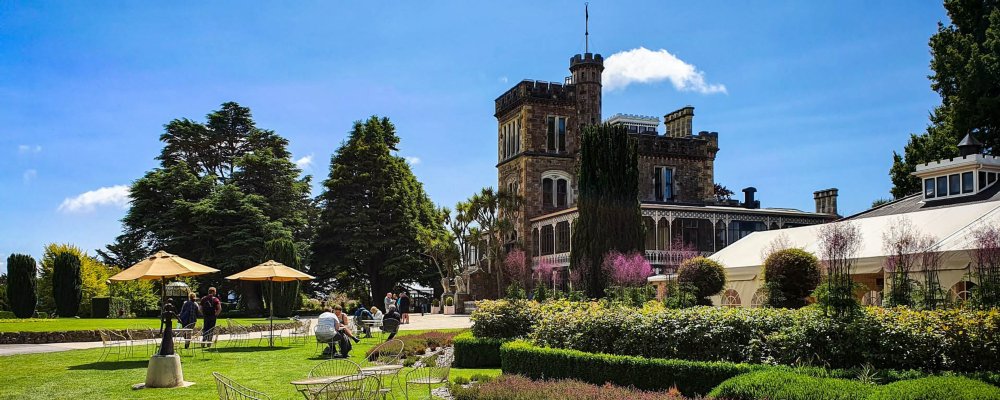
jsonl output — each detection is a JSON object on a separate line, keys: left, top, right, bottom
{"left": 915, "top": 134, "right": 999, "bottom": 202}
{"left": 923, "top": 170, "right": 996, "bottom": 200}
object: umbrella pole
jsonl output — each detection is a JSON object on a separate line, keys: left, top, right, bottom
{"left": 269, "top": 278, "right": 274, "bottom": 347}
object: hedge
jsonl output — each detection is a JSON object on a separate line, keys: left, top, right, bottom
{"left": 450, "top": 374, "right": 687, "bottom": 400}
{"left": 499, "top": 340, "right": 761, "bottom": 395}
{"left": 867, "top": 376, "right": 1000, "bottom": 400}
{"left": 453, "top": 331, "right": 504, "bottom": 368}
{"left": 472, "top": 299, "right": 1000, "bottom": 372}
{"left": 708, "top": 370, "right": 873, "bottom": 400}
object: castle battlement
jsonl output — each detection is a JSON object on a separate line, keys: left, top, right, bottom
{"left": 570, "top": 52, "right": 604, "bottom": 67}
{"left": 915, "top": 154, "right": 1000, "bottom": 173}
{"left": 495, "top": 79, "right": 576, "bottom": 116}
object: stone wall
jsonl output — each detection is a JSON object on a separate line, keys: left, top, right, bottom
{"left": 0, "top": 322, "right": 297, "bottom": 344}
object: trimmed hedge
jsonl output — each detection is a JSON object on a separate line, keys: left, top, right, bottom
{"left": 471, "top": 299, "right": 1000, "bottom": 372}
{"left": 867, "top": 376, "right": 1000, "bottom": 400}
{"left": 500, "top": 340, "right": 761, "bottom": 395}
{"left": 708, "top": 371, "right": 873, "bottom": 400}
{"left": 0, "top": 311, "right": 15, "bottom": 319}
{"left": 451, "top": 374, "right": 688, "bottom": 400}
{"left": 453, "top": 331, "right": 504, "bottom": 368}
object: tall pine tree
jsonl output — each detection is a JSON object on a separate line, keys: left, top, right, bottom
{"left": 890, "top": 0, "right": 1000, "bottom": 198}
{"left": 311, "top": 116, "right": 441, "bottom": 303}
{"left": 570, "top": 123, "right": 645, "bottom": 298}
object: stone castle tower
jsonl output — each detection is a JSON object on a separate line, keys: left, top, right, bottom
{"left": 494, "top": 52, "right": 604, "bottom": 262}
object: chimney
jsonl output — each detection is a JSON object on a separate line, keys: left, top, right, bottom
{"left": 663, "top": 106, "right": 694, "bottom": 138}
{"left": 742, "top": 187, "right": 759, "bottom": 209}
{"left": 814, "top": 188, "right": 839, "bottom": 215}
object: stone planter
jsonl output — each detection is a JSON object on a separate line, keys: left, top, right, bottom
{"left": 444, "top": 305, "right": 455, "bottom": 315}
{"left": 430, "top": 306, "right": 440, "bottom": 314}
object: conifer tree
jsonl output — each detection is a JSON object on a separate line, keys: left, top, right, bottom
{"left": 570, "top": 123, "right": 644, "bottom": 298}
{"left": 52, "top": 252, "right": 82, "bottom": 317}
{"left": 6, "top": 254, "right": 37, "bottom": 318}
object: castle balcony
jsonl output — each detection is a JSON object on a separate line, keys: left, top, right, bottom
{"left": 530, "top": 250, "right": 711, "bottom": 270}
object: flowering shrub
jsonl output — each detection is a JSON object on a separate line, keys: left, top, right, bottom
{"left": 603, "top": 251, "right": 653, "bottom": 287}
{"left": 451, "top": 374, "right": 690, "bottom": 400}
{"left": 473, "top": 299, "right": 1000, "bottom": 372}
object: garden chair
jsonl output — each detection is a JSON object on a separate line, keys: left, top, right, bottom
{"left": 308, "top": 358, "right": 362, "bottom": 378}
{"left": 191, "top": 327, "right": 221, "bottom": 359}
{"left": 403, "top": 365, "right": 449, "bottom": 400}
{"left": 96, "top": 329, "right": 128, "bottom": 362}
{"left": 359, "top": 339, "right": 404, "bottom": 397}
{"left": 258, "top": 323, "right": 284, "bottom": 347}
{"left": 126, "top": 326, "right": 157, "bottom": 357}
{"left": 226, "top": 319, "right": 250, "bottom": 347}
{"left": 173, "top": 322, "right": 197, "bottom": 355}
{"left": 213, "top": 372, "right": 272, "bottom": 400}
{"left": 288, "top": 319, "right": 312, "bottom": 346}
{"left": 296, "top": 374, "right": 379, "bottom": 400}
{"left": 377, "top": 319, "right": 400, "bottom": 342}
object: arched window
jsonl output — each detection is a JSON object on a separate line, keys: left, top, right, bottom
{"left": 556, "top": 221, "right": 571, "bottom": 253}
{"left": 542, "top": 178, "right": 553, "bottom": 208}
{"left": 531, "top": 228, "right": 540, "bottom": 257}
{"left": 721, "top": 289, "right": 742, "bottom": 308}
{"left": 950, "top": 281, "right": 976, "bottom": 305}
{"left": 750, "top": 288, "right": 767, "bottom": 308}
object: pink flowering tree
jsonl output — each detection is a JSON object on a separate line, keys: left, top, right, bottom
{"left": 602, "top": 251, "right": 654, "bottom": 287}
{"left": 535, "top": 258, "right": 555, "bottom": 290}
{"left": 503, "top": 249, "right": 531, "bottom": 293}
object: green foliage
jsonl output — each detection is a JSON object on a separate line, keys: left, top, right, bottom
{"left": 606, "top": 285, "right": 655, "bottom": 307}
{"left": 451, "top": 374, "right": 687, "bottom": 400}
{"left": 571, "top": 123, "right": 644, "bottom": 298}
{"left": 445, "top": 296, "right": 454, "bottom": 306}
{"left": 867, "top": 376, "right": 1000, "bottom": 400}
{"left": 0, "top": 311, "right": 15, "bottom": 319}
{"left": 505, "top": 283, "right": 526, "bottom": 300}
{"left": 813, "top": 280, "right": 863, "bottom": 317}
{"left": 708, "top": 370, "right": 873, "bottom": 400}
{"left": 676, "top": 257, "right": 726, "bottom": 305}
{"left": 453, "top": 331, "right": 504, "bottom": 368}
{"left": 470, "top": 299, "right": 539, "bottom": 340}
{"left": 51, "top": 252, "right": 82, "bottom": 317}
{"left": 261, "top": 238, "right": 302, "bottom": 317}
{"left": 532, "top": 284, "right": 548, "bottom": 303}
{"left": 763, "top": 248, "right": 821, "bottom": 308}
{"left": 6, "top": 254, "right": 38, "bottom": 318}
{"left": 890, "top": 1, "right": 1000, "bottom": 198}
{"left": 663, "top": 281, "right": 698, "bottom": 309}
{"left": 95, "top": 230, "right": 151, "bottom": 269}
{"left": 500, "top": 340, "right": 759, "bottom": 395}
{"left": 311, "top": 116, "right": 441, "bottom": 302}
{"left": 123, "top": 102, "right": 314, "bottom": 314}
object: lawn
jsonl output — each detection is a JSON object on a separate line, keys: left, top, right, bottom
{"left": 0, "top": 318, "right": 273, "bottom": 333}
{"left": 0, "top": 329, "right": 499, "bottom": 400}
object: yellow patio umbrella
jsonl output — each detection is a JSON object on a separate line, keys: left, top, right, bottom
{"left": 109, "top": 250, "right": 220, "bottom": 311}
{"left": 225, "top": 260, "right": 314, "bottom": 346}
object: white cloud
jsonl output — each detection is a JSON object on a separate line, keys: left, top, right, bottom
{"left": 22, "top": 169, "right": 37, "bottom": 183}
{"left": 294, "top": 154, "right": 314, "bottom": 170}
{"left": 405, "top": 156, "right": 421, "bottom": 165}
{"left": 18, "top": 144, "right": 42, "bottom": 154}
{"left": 57, "top": 185, "right": 131, "bottom": 213}
{"left": 499, "top": 76, "right": 509, "bottom": 84}
{"left": 603, "top": 47, "right": 726, "bottom": 94}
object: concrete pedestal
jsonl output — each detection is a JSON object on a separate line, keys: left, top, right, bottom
{"left": 144, "top": 354, "right": 187, "bottom": 388}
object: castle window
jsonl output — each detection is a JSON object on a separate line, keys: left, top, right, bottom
{"left": 556, "top": 179, "right": 568, "bottom": 208}
{"left": 542, "top": 178, "right": 553, "bottom": 208}
{"left": 547, "top": 116, "right": 567, "bottom": 152}
{"left": 654, "top": 166, "right": 674, "bottom": 201}
{"left": 541, "top": 225, "right": 555, "bottom": 255}
{"left": 924, "top": 178, "right": 935, "bottom": 199}
{"left": 556, "top": 221, "right": 570, "bottom": 253}
{"left": 531, "top": 228, "right": 539, "bottom": 257}
{"left": 936, "top": 176, "right": 947, "bottom": 197}
{"left": 949, "top": 174, "right": 960, "bottom": 195}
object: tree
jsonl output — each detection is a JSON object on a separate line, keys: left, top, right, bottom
{"left": 890, "top": 1, "right": 1000, "bottom": 197}
{"left": 6, "top": 254, "right": 37, "bottom": 318}
{"left": 763, "top": 248, "right": 821, "bottom": 308}
{"left": 969, "top": 223, "right": 1000, "bottom": 308}
{"left": 311, "top": 116, "right": 439, "bottom": 303}
{"left": 52, "top": 252, "right": 82, "bottom": 317}
{"left": 96, "top": 229, "right": 152, "bottom": 270}
{"left": 37, "top": 244, "right": 113, "bottom": 316}
{"left": 871, "top": 198, "right": 892, "bottom": 208}
{"left": 816, "top": 221, "right": 864, "bottom": 316}
{"left": 676, "top": 257, "right": 726, "bottom": 305}
{"left": 570, "top": 123, "right": 645, "bottom": 298}
{"left": 882, "top": 217, "right": 922, "bottom": 307}
{"left": 468, "top": 187, "right": 521, "bottom": 297}
{"left": 418, "top": 206, "right": 459, "bottom": 298}
{"left": 123, "top": 102, "right": 313, "bottom": 314}
{"left": 714, "top": 183, "right": 735, "bottom": 202}
{"left": 262, "top": 238, "right": 302, "bottom": 318}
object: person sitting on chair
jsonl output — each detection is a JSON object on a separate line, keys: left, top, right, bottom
{"left": 382, "top": 305, "right": 402, "bottom": 340}
{"left": 315, "top": 307, "right": 351, "bottom": 358}
{"left": 333, "top": 306, "right": 361, "bottom": 344}
{"left": 352, "top": 306, "right": 375, "bottom": 338}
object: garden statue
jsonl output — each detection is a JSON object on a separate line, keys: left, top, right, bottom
{"left": 454, "top": 274, "right": 467, "bottom": 294}
{"left": 440, "top": 277, "right": 452, "bottom": 295}
{"left": 157, "top": 302, "right": 176, "bottom": 356}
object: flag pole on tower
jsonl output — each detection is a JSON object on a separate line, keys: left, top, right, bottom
{"left": 585, "top": 2, "right": 589, "bottom": 53}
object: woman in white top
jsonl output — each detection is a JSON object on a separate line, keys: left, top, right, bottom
{"left": 370, "top": 306, "right": 384, "bottom": 321}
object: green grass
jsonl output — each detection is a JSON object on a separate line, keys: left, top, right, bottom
{"left": 0, "top": 329, "right": 498, "bottom": 400}
{"left": 0, "top": 318, "right": 272, "bottom": 333}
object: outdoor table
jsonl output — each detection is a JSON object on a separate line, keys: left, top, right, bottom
{"left": 360, "top": 364, "right": 404, "bottom": 392}
{"left": 361, "top": 319, "right": 383, "bottom": 339}
{"left": 291, "top": 374, "right": 365, "bottom": 398}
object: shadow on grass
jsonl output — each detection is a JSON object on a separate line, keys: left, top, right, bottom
{"left": 68, "top": 360, "right": 149, "bottom": 370}
{"left": 211, "top": 346, "right": 291, "bottom": 353}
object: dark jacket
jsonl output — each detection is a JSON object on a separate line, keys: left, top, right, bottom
{"left": 179, "top": 300, "right": 198, "bottom": 326}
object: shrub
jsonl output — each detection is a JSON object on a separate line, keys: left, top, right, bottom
{"left": 500, "top": 340, "right": 760, "bottom": 395}
{"left": 763, "top": 248, "right": 821, "bottom": 308}
{"left": 432, "top": 298, "right": 440, "bottom": 307}
{"left": 708, "top": 370, "right": 873, "bottom": 400}
{"left": 0, "top": 311, "right": 15, "bottom": 319}
{"left": 52, "top": 252, "right": 82, "bottom": 317}
{"left": 445, "top": 296, "right": 454, "bottom": 306}
{"left": 453, "top": 331, "right": 504, "bottom": 368}
{"left": 366, "top": 331, "right": 457, "bottom": 360}
{"left": 6, "top": 254, "right": 38, "bottom": 318}
{"left": 470, "top": 299, "right": 539, "bottom": 340}
{"left": 867, "top": 376, "right": 1000, "bottom": 400}
{"left": 451, "top": 374, "right": 689, "bottom": 400}
{"left": 676, "top": 257, "right": 725, "bottom": 305}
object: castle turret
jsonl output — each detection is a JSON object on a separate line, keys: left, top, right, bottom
{"left": 570, "top": 53, "right": 603, "bottom": 127}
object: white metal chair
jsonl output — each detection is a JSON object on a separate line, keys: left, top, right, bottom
{"left": 289, "top": 319, "right": 312, "bottom": 345}
{"left": 96, "top": 329, "right": 128, "bottom": 362}
{"left": 404, "top": 366, "right": 449, "bottom": 400}
{"left": 191, "top": 327, "right": 221, "bottom": 359}
{"left": 214, "top": 372, "right": 272, "bottom": 400}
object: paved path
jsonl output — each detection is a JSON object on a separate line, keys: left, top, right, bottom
{"left": 0, "top": 314, "right": 471, "bottom": 357}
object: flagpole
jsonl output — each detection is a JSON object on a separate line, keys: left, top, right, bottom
{"left": 585, "top": 2, "right": 589, "bottom": 53}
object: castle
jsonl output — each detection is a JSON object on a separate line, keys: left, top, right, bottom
{"left": 470, "top": 49, "right": 838, "bottom": 299}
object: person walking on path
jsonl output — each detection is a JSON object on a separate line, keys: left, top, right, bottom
{"left": 200, "top": 287, "right": 222, "bottom": 343}
{"left": 397, "top": 291, "right": 410, "bottom": 324}
{"left": 178, "top": 292, "right": 199, "bottom": 348}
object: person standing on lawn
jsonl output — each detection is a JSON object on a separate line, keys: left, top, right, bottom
{"left": 200, "top": 287, "right": 222, "bottom": 343}
{"left": 383, "top": 292, "right": 395, "bottom": 315}
{"left": 397, "top": 291, "right": 410, "bottom": 324}
{"left": 178, "top": 292, "right": 199, "bottom": 348}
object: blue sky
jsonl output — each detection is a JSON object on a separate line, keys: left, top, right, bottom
{"left": 0, "top": 1, "right": 947, "bottom": 271}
